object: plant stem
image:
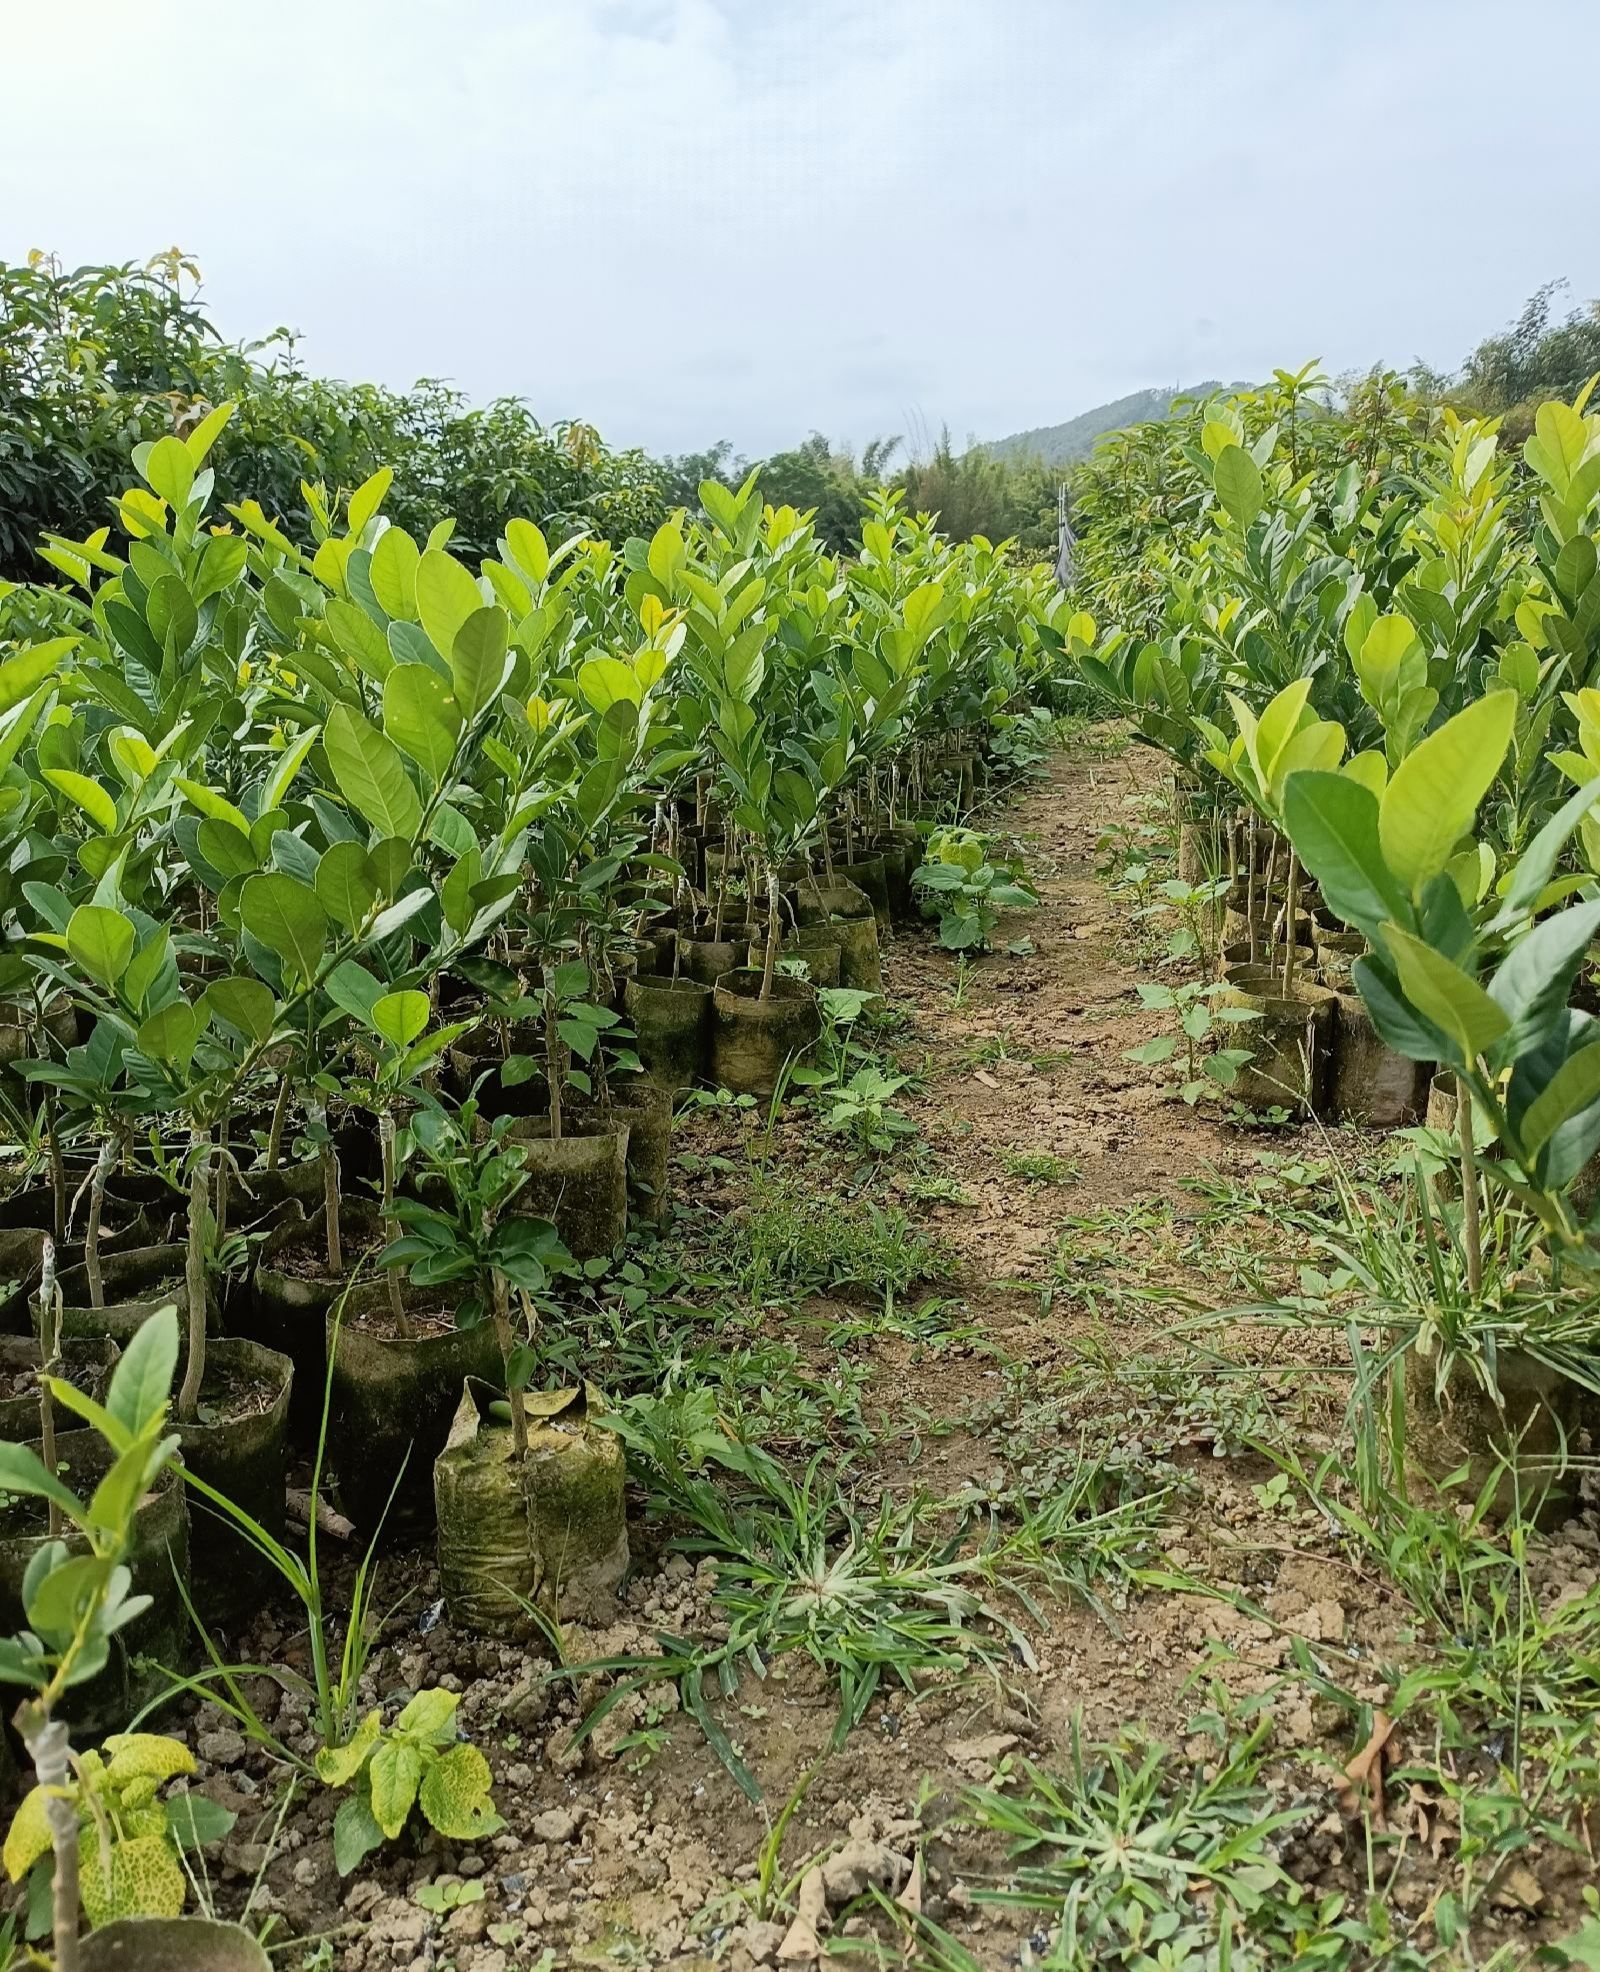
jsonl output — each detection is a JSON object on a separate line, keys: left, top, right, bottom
{"left": 315, "top": 1101, "right": 342, "bottom": 1277}
{"left": 545, "top": 974, "right": 563, "bottom": 1142}
{"left": 44, "top": 1087, "right": 65, "bottom": 1245}
{"left": 1458, "top": 1073, "right": 1484, "bottom": 1300}
{"left": 489, "top": 1265, "right": 527, "bottom": 1459}
{"left": 265, "top": 1073, "right": 292, "bottom": 1174}
{"left": 380, "top": 1111, "right": 413, "bottom": 1339}
{"left": 17, "top": 1709, "right": 79, "bottom": 1972}
{"left": 1245, "top": 814, "right": 1259, "bottom": 968}
{"left": 84, "top": 1134, "right": 115, "bottom": 1311}
{"left": 759, "top": 870, "right": 780, "bottom": 1004}
{"left": 37, "top": 1237, "right": 60, "bottom": 1539}
{"left": 712, "top": 829, "right": 730, "bottom": 941}
{"left": 177, "top": 1126, "right": 211, "bottom": 1424}
{"left": 215, "top": 1100, "right": 232, "bottom": 1246}
{"left": 1281, "top": 850, "right": 1300, "bottom": 998}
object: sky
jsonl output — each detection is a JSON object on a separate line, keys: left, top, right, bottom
{"left": 4, "top": 0, "right": 1597, "bottom": 462}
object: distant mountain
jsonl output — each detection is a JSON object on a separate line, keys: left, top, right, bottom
{"left": 981, "top": 383, "right": 1247, "bottom": 467}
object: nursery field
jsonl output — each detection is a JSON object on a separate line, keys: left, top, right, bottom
{"left": 3, "top": 355, "right": 1600, "bottom": 1972}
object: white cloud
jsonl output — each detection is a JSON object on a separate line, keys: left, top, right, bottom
{"left": 3, "top": 0, "right": 1596, "bottom": 455}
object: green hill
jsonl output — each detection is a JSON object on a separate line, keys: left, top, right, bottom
{"left": 982, "top": 383, "right": 1244, "bottom": 466}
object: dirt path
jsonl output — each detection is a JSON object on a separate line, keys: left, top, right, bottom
{"left": 189, "top": 740, "right": 1575, "bottom": 1970}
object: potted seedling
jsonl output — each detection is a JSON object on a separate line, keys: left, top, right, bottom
{"left": 378, "top": 1099, "right": 628, "bottom": 1632}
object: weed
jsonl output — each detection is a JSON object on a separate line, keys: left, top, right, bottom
{"left": 723, "top": 1175, "right": 954, "bottom": 1315}
{"left": 999, "top": 1148, "right": 1078, "bottom": 1185}
{"left": 960, "top": 1699, "right": 1319, "bottom": 1967}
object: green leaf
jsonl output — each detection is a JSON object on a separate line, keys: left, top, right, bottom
{"left": 577, "top": 656, "right": 640, "bottom": 712}
{"left": 347, "top": 468, "right": 393, "bottom": 537}
{"left": 323, "top": 959, "right": 385, "bottom": 1025}
{"left": 166, "top": 1794, "right": 237, "bottom": 1850}
{"left": 451, "top": 607, "right": 511, "bottom": 719}
{"left": 368, "top": 1739, "right": 423, "bottom": 1840}
{"left": 260, "top": 725, "right": 322, "bottom": 813}
{"left": 417, "top": 1743, "right": 500, "bottom": 1840}
{"left": 1378, "top": 692, "right": 1516, "bottom": 897}
{"left": 416, "top": 548, "right": 482, "bottom": 662}
{"left": 1493, "top": 773, "right": 1600, "bottom": 927}
{"left": 316, "top": 841, "right": 379, "bottom": 933}
{"left": 0, "top": 637, "right": 72, "bottom": 716}
{"left": 45, "top": 768, "right": 118, "bottom": 834}
{"left": 370, "top": 526, "right": 420, "bottom": 621}
{"left": 383, "top": 665, "right": 462, "bottom": 782}
{"left": 106, "top": 1305, "right": 180, "bottom": 1436}
{"left": 0, "top": 1443, "right": 82, "bottom": 1519}
{"left": 395, "top": 1687, "right": 459, "bottom": 1742}
{"left": 241, "top": 872, "right": 329, "bottom": 983}
{"left": 196, "top": 818, "right": 259, "bottom": 879}
{"left": 67, "top": 903, "right": 136, "bottom": 989}
{"left": 1213, "top": 444, "right": 1263, "bottom": 526}
{"left": 183, "top": 401, "right": 235, "bottom": 466}
{"left": 143, "top": 435, "right": 196, "bottom": 508}
{"left": 332, "top": 1793, "right": 384, "bottom": 1876}
{"left": 1488, "top": 901, "right": 1600, "bottom": 1066}
{"left": 26, "top": 1554, "right": 113, "bottom": 1636}
{"left": 1521, "top": 1042, "right": 1600, "bottom": 1161}
{"left": 1282, "top": 771, "right": 1411, "bottom": 945}
{"left": 201, "top": 975, "right": 276, "bottom": 1045}
{"left": 323, "top": 703, "right": 422, "bottom": 840}
{"left": 316, "top": 1710, "right": 382, "bottom": 1789}
{"left": 1381, "top": 922, "right": 1508, "bottom": 1066}
{"left": 370, "top": 990, "right": 429, "bottom": 1051}
{"left": 175, "top": 777, "right": 251, "bottom": 834}
{"left": 136, "top": 1000, "right": 201, "bottom": 1069}
{"left": 325, "top": 598, "right": 393, "bottom": 682}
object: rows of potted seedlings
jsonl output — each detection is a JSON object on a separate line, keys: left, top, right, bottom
{"left": 1061, "top": 374, "right": 1600, "bottom": 1494}
{"left": 0, "top": 424, "right": 1066, "bottom": 1782}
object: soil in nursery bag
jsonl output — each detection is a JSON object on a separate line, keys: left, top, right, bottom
{"left": 1403, "top": 1348, "right": 1593, "bottom": 1522}
{"left": 435, "top": 1379, "right": 629, "bottom": 1635}
{"left": 0, "top": 1430, "right": 190, "bottom": 1737}
{"left": 1218, "top": 966, "right": 1335, "bottom": 1117}
{"left": 58, "top": 1242, "right": 210, "bottom": 1349}
{"left": 840, "top": 853, "right": 891, "bottom": 926}
{"left": 568, "top": 1083, "right": 674, "bottom": 1223}
{"left": 327, "top": 1282, "right": 504, "bottom": 1539}
{"left": 503, "top": 1117, "right": 630, "bottom": 1258}
{"left": 745, "top": 929, "right": 843, "bottom": 988}
{"left": 246, "top": 1199, "right": 382, "bottom": 1440}
{"left": 623, "top": 974, "right": 710, "bottom": 1088}
{"left": 790, "top": 879, "right": 882, "bottom": 993}
{"left": 0, "top": 1332, "right": 116, "bottom": 1438}
{"left": 677, "top": 920, "right": 761, "bottom": 987}
{"left": 1327, "top": 993, "right": 1427, "bottom": 1128}
{"left": 710, "top": 968, "right": 822, "bottom": 1097}
{"left": 175, "top": 1336, "right": 294, "bottom": 1628}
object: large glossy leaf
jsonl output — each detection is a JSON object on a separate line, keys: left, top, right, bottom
{"left": 1213, "top": 444, "right": 1263, "bottom": 526}
{"left": 370, "top": 525, "right": 420, "bottom": 621}
{"left": 1281, "top": 772, "right": 1409, "bottom": 944}
{"left": 67, "top": 904, "right": 135, "bottom": 989}
{"left": 316, "top": 840, "right": 379, "bottom": 932}
{"left": 1378, "top": 691, "right": 1515, "bottom": 896}
{"left": 416, "top": 548, "right": 482, "bottom": 662}
{"left": 323, "top": 704, "right": 422, "bottom": 840}
{"left": 1381, "top": 922, "right": 1508, "bottom": 1066}
{"left": 383, "top": 665, "right": 462, "bottom": 782}
{"left": 451, "top": 606, "right": 511, "bottom": 719}
{"left": 1487, "top": 900, "right": 1600, "bottom": 1067}
{"left": 241, "top": 873, "right": 328, "bottom": 983}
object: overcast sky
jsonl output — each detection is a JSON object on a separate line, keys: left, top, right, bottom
{"left": 4, "top": 0, "right": 1596, "bottom": 462}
